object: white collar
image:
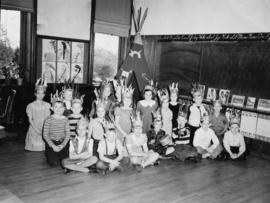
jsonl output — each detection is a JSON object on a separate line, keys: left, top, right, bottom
{"left": 140, "top": 100, "right": 155, "bottom": 107}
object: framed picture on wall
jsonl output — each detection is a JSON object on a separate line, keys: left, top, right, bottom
{"left": 246, "top": 97, "right": 256, "bottom": 109}
{"left": 257, "top": 98, "right": 270, "bottom": 111}
{"left": 231, "top": 95, "right": 245, "bottom": 107}
{"left": 42, "top": 62, "right": 56, "bottom": 83}
{"left": 206, "top": 87, "right": 217, "bottom": 101}
{"left": 198, "top": 84, "right": 206, "bottom": 98}
{"left": 42, "top": 39, "right": 57, "bottom": 62}
{"left": 40, "top": 37, "right": 87, "bottom": 84}
{"left": 71, "top": 64, "right": 83, "bottom": 83}
{"left": 219, "top": 89, "right": 230, "bottom": 104}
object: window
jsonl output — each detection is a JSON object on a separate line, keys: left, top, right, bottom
{"left": 40, "top": 38, "right": 88, "bottom": 84}
{"left": 93, "top": 33, "right": 119, "bottom": 81}
{"left": 0, "top": 9, "right": 21, "bottom": 79}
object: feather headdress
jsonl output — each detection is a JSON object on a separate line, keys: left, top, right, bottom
{"left": 50, "top": 90, "right": 63, "bottom": 104}
{"left": 157, "top": 88, "right": 169, "bottom": 103}
{"left": 35, "top": 78, "right": 47, "bottom": 92}
{"left": 169, "top": 82, "right": 179, "bottom": 95}
{"left": 191, "top": 82, "right": 201, "bottom": 96}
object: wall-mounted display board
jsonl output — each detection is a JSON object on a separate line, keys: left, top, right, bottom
{"left": 157, "top": 41, "right": 270, "bottom": 100}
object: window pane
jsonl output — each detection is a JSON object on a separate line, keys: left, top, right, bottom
{"left": 0, "top": 9, "right": 21, "bottom": 79}
{"left": 93, "top": 33, "right": 119, "bottom": 81}
{"left": 41, "top": 39, "right": 86, "bottom": 84}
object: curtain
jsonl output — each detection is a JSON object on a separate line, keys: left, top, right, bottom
{"left": 94, "top": 0, "right": 131, "bottom": 37}
{"left": 1, "top": 0, "right": 34, "bottom": 12}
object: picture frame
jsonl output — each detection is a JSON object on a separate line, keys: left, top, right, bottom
{"left": 206, "top": 87, "right": 217, "bottom": 101}
{"left": 231, "top": 95, "right": 245, "bottom": 107}
{"left": 257, "top": 98, "right": 270, "bottom": 111}
{"left": 246, "top": 97, "right": 256, "bottom": 109}
{"left": 198, "top": 84, "right": 206, "bottom": 98}
{"left": 219, "top": 89, "right": 230, "bottom": 104}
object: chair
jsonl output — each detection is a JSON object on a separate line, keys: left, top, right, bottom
{"left": 0, "top": 89, "right": 17, "bottom": 126}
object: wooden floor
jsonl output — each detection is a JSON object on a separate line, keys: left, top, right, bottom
{"left": 0, "top": 140, "right": 270, "bottom": 203}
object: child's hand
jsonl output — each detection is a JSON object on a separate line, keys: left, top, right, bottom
{"left": 172, "top": 133, "right": 178, "bottom": 139}
{"left": 52, "top": 145, "right": 60, "bottom": 152}
{"left": 150, "top": 140, "right": 155, "bottom": 144}
{"left": 230, "top": 153, "right": 237, "bottom": 159}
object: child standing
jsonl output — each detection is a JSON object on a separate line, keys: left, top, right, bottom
{"left": 96, "top": 123, "right": 125, "bottom": 174}
{"left": 158, "top": 89, "right": 173, "bottom": 136}
{"left": 62, "top": 118, "right": 98, "bottom": 173}
{"left": 88, "top": 102, "right": 106, "bottom": 157}
{"left": 169, "top": 83, "right": 181, "bottom": 130}
{"left": 89, "top": 81, "right": 116, "bottom": 121}
{"left": 62, "top": 87, "right": 73, "bottom": 117}
{"left": 193, "top": 116, "right": 223, "bottom": 159}
{"left": 43, "top": 99, "right": 70, "bottom": 167}
{"left": 25, "top": 78, "right": 51, "bottom": 151}
{"left": 209, "top": 100, "right": 228, "bottom": 144}
{"left": 187, "top": 87, "right": 208, "bottom": 146}
{"left": 114, "top": 86, "right": 134, "bottom": 145}
{"left": 68, "top": 97, "right": 84, "bottom": 139}
{"left": 136, "top": 86, "right": 158, "bottom": 134}
{"left": 223, "top": 118, "right": 247, "bottom": 160}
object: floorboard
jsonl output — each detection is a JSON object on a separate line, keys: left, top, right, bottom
{"left": 0, "top": 141, "right": 270, "bottom": 203}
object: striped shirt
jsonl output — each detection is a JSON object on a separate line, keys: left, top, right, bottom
{"left": 43, "top": 116, "right": 70, "bottom": 147}
{"left": 173, "top": 126, "right": 190, "bottom": 145}
{"left": 68, "top": 114, "right": 82, "bottom": 138}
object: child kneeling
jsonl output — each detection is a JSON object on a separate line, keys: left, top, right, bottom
{"left": 62, "top": 118, "right": 98, "bottom": 173}
{"left": 96, "top": 124, "right": 125, "bottom": 174}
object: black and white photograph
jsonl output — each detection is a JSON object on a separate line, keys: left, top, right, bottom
{"left": 246, "top": 97, "right": 256, "bottom": 109}
{"left": 206, "top": 87, "right": 217, "bottom": 101}
{"left": 1, "top": 0, "right": 270, "bottom": 202}
{"left": 219, "top": 89, "right": 230, "bottom": 104}
{"left": 231, "top": 95, "right": 245, "bottom": 107}
{"left": 257, "top": 98, "right": 270, "bottom": 112}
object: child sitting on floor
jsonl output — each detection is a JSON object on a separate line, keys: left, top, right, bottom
{"left": 126, "top": 113, "right": 159, "bottom": 169}
{"left": 62, "top": 118, "right": 98, "bottom": 173}
{"left": 147, "top": 115, "right": 169, "bottom": 156}
{"left": 172, "top": 111, "right": 199, "bottom": 162}
{"left": 96, "top": 123, "right": 125, "bottom": 174}
{"left": 193, "top": 115, "right": 223, "bottom": 159}
{"left": 43, "top": 96, "right": 70, "bottom": 167}
{"left": 223, "top": 118, "right": 247, "bottom": 161}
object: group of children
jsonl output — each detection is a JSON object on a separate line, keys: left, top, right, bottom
{"left": 24, "top": 78, "right": 248, "bottom": 175}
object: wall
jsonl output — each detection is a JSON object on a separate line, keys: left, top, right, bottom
{"left": 144, "top": 38, "right": 270, "bottom": 99}
{"left": 133, "top": 0, "right": 270, "bottom": 35}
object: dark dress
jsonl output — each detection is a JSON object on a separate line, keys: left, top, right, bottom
{"left": 147, "top": 129, "right": 167, "bottom": 155}
{"left": 169, "top": 103, "right": 181, "bottom": 129}
{"left": 172, "top": 125, "right": 198, "bottom": 161}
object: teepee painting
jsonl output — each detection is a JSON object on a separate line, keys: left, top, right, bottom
{"left": 118, "top": 6, "right": 150, "bottom": 101}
